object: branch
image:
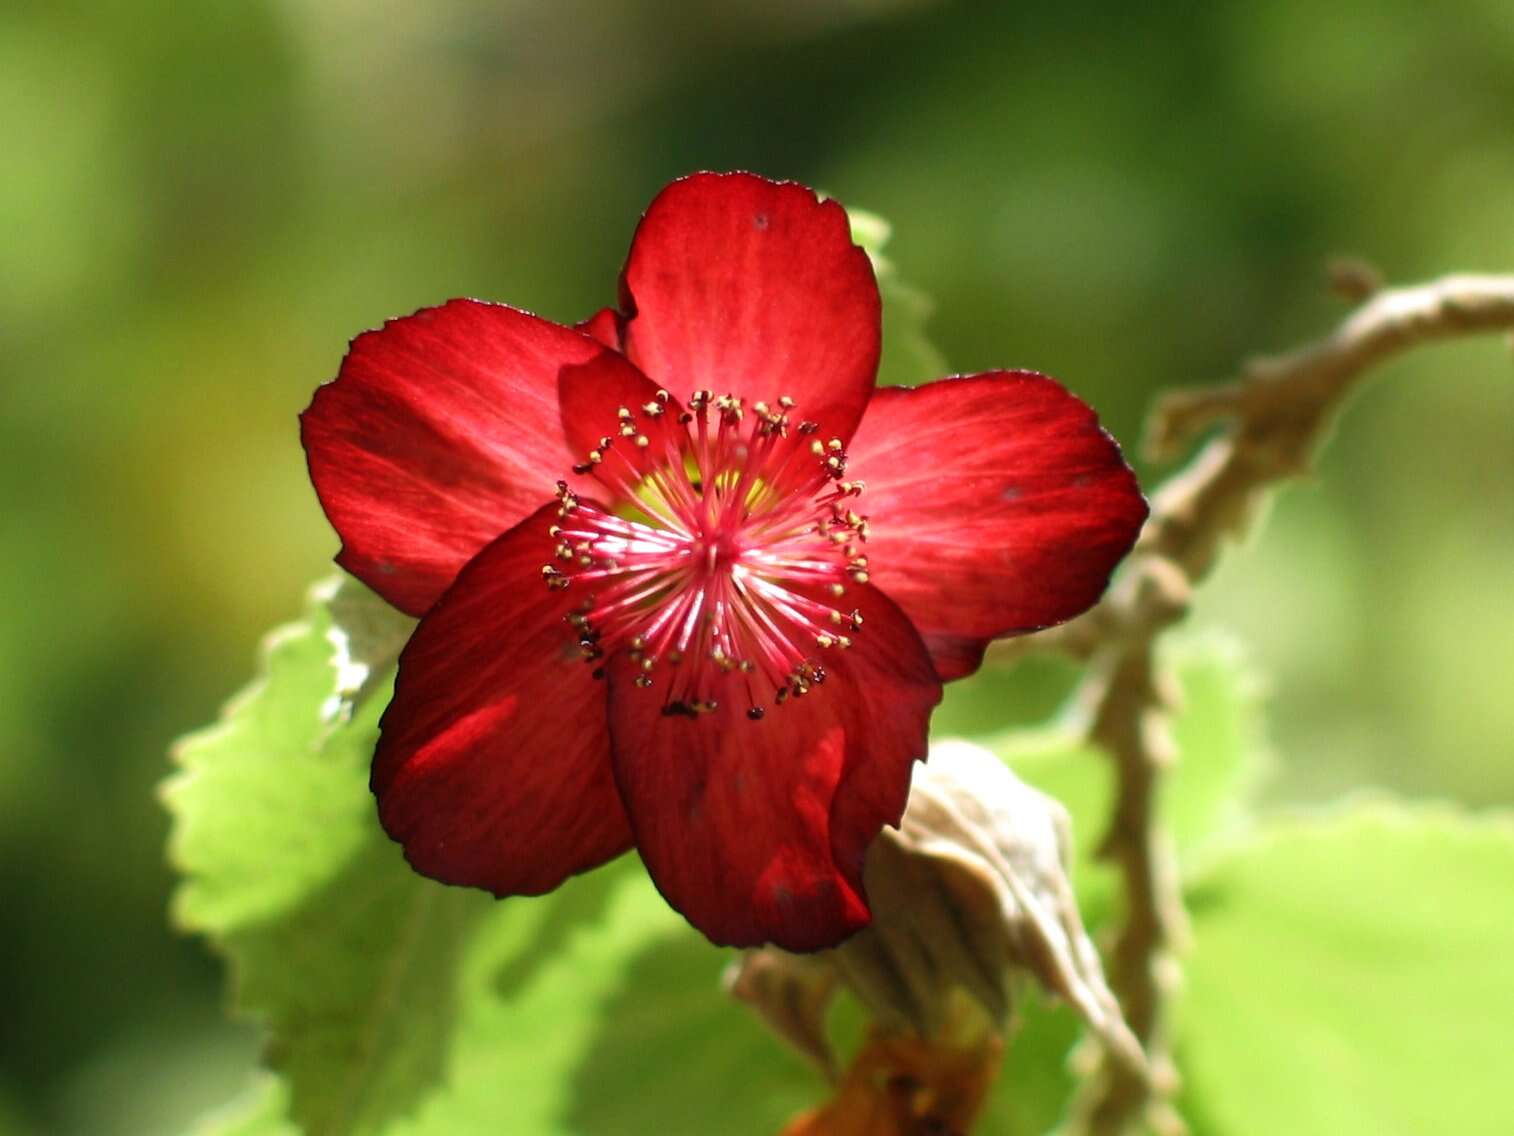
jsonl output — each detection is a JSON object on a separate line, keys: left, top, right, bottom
{"left": 992, "top": 272, "right": 1514, "bottom": 1136}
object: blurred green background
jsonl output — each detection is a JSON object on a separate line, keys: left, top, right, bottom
{"left": 3, "top": 0, "right": 1511, "bottom": 1131}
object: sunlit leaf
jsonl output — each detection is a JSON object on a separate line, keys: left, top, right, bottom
{"left": 1180, "top": 802, "right": 1514, "bottom": 1136}
{"left": 975, "top": 995, "right": 1084, "bottom": 1136}
{"left": 170, "top": 582, "right": 828, "bottom": 1136}
{"left": 186, "top": 1078, "right": 295, "bottom": 1136}
{"left": 963, "top": 633, "right": 1270, "bottom": 878}
{"left": 367, "top": 867, "right": 820, "bottom": 1136}
{"left": 164, "top": 581, "right": 485, "bottom": 1135}
{"left": 1164, "top": 633, "right": 1269, "bottom": 858}
{"left": 849, "top": 207, "right": 949, "bottom": 388}
{"left": 961, "top": 636, "right": 1271, "bottom": 1130}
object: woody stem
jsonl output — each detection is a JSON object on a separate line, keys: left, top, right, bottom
{"left": 991, "top": 271, "right": 1514, "bottom": 1136}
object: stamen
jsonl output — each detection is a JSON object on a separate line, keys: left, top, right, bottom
{"left": 543, "top": 391, "right": 868, "bottom": 716}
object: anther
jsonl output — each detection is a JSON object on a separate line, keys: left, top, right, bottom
{"left": 543, "top": 379, "right": 873, "bottom": 716}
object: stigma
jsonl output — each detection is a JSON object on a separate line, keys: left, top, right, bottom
{"left": 542, "top": 389, "right": 869, "bottom": 719}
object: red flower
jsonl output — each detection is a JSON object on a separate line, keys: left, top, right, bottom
{"left": 301, "top": 172, "right": 1146, "bottom": 952}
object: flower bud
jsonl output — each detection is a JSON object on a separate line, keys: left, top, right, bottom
{"left": 833, "top": 738, "right": 1143, "bottom": 1072}
{"left": 729, "top": 738, "right": 1144, "bottom": 1081}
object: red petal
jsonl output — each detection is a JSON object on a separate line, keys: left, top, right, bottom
{"left": 373, "top": 503, "right": 632, "bottom": 895}
{"left": 606, "top": 585, "right": 941, "bottom": 951}
{"left": 846, "top": 373, "right": 1147, "bottom": 679}
{"left": 576, "top": 307, "right": 624, "bottom": 350}
{"left": 302, "top": 299, "right": 601, "bottom": 616}
{"left": 557, "top": 349, "right": 688, "bottom": 501}
{"left": 618, "top": 172, "right": 881, "bottom": 444}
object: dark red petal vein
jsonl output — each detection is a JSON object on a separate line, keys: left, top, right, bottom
{"left": 374, "top": 503, "right": 632, "bottom": 896}
{"left": 618, "top": 171, "right": 881, "bottom": 445}
{"left": 846, "top": 372, "right": 1148, "bottom": 680}
{"left": 301, "top": 299, "right": 602, "bottom": 616}
{"left": 605, "top": 584, "right": 941, "bottom": 952}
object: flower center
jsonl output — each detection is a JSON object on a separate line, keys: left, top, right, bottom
{"left": 541, "top": 389, "right": 869, "bottom": 720}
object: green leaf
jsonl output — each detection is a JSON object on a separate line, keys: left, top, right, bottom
{"left": 1163, "top": 633, "right": 1271, "bottom": 857}
{"left": 849, "top": 208, "right": 949, "bottom": 388}
{"left": 951, "top": 636, "right": 1270, "bottom": 1129}
{"left": 961, "top": 633, "right": 1269, "bottom": 871}
{"left": 977, "top": 993, "right": 1085, "bottom": 1136}
{"left": 172, "top": 582, "right": 827, "bottom": 1136}
{"left": 186, "top": 1078, "right": 296, "bottom": 1136}
{"left": 165, "top": 580, "right": 487, "bottom": 1135}
{"left": 376, "top": 866, "right": 821, "bottom": 1136}
{"left": 166, "top": 588, "right": 371, "bottom": 932}
{"left": 1179, "top": 802, "right": 1514, "bottom": 1136}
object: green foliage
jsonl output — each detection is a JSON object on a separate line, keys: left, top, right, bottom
{"left": 170, "top": 569, "right": 1510, "bottom": 1136}
{"left": 966, "top": 633, "right": 1273, "bottom": 914}
{"left": 976, "top": 995, "right": 1084, "bottom": 1136}
{"left": 15, "top": 6, "right": 1514, "bottom": 1125}
{"left": 169, "top": 581, "right": 825, "bottom": 1136}
{"left": 850, "top": 208, "right": 951, "bottom": 388}
{"left": 1163, "top": 635, "right": 1269, "bottom": 858}
{"left": 946, "top": 635, "right": 1271, "bottom": 1129}
{"left": 165, "top": 585, "right": 486, "bottom": 1135}
{"left": 385, "top": 870, "right": 820, "bottom": 1136}
{"left": 1179, "top": 803, "right": 1514, "bottom": 1136}
{"left": 188, "top": 1079, "right": 295, "bottom": 1136}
